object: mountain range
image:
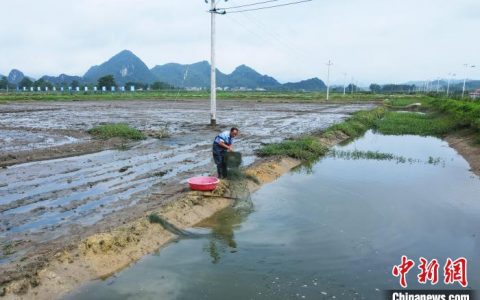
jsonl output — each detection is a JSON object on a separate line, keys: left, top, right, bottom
{"left": 1, "top": 50, "right": 327, "bottom": 91}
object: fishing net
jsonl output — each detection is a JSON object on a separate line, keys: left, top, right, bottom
{"left": 225, "top": 152, "right": 242, "bottom": 169}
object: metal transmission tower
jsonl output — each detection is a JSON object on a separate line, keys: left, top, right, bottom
{"left": 204, "top": 0, "right": 313, "bottom": 125}
{"left": 325, "top": 60, "right": 333, "bottom": 100}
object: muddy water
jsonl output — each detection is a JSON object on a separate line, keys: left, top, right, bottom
{"left": 0, "top": 101, "right": 374, "bottom": 249}
{"left": 66, "top": 131, "right": 480, "bottom": 299}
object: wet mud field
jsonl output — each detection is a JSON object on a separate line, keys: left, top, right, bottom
{"left": 0, "top": 100, "right": 375, "bottom": 273}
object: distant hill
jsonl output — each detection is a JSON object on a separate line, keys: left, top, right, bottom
{"left": 83, "top": 50, "right": 157, "bottom": 85}
{"left": 4, "top": 49, "right": 331, "bottom": 90}
{"left": 151, "top": 61, "right": 229, "bottom": 88}
{"left": 42, "top": 74, "right": 83, "bottom": 86}
{"left": 151, "top": 62, "right": 283, "bottom": 90}
{"left": 227, "top": 65, "right": 280, "bottom": 89}
{"left": 281, "top": 78, "right": 326, "bottom": 91}
{"left": 7, "top": 69, "right": 25, "bottom": 84}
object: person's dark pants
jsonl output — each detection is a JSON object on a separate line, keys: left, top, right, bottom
{"left": 212, "top": 143, "right": 228, "bottom": 178}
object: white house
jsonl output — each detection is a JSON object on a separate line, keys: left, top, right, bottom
{"left": 469, "top": 89, "right": 480, "bottom": 100}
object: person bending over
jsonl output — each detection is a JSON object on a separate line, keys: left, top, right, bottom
{"left": 212, "top": 127, "right": 239, "bottom": 178}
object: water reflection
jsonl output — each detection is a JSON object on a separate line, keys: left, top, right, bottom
{"left": 198, "top": 191, "right": 254, "bottom": 263}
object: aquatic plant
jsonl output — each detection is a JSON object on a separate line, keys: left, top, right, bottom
{"left": 329, "top": 150, "right": 444, "bottom": 166}
{"left": 88, "top": 123, "right": 146, "bottom": 140}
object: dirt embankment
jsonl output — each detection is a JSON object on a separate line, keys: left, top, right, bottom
{"left": 445, "top": 130, "right": 480, "bottom": 177}
{"left": 0, "top": 154, "right": 303, "bottom": 299}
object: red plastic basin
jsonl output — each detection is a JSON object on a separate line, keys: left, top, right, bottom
{"left": 187, "top": 176, "right": 220, "bottom": 191}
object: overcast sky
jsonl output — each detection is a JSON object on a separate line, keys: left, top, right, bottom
{"left": 1, "top": 0, "right": 479, "bottom": 84}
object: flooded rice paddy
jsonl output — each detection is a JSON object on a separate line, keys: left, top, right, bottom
{"left": 0, "top": 100, "right": 374, "bottom": 258}
{"left": 66, "top": 131, "right": 480, "bottom": 299}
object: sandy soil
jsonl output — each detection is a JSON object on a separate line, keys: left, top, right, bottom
{"left": 445, "top": 130, "right": 480, "bottom": 177}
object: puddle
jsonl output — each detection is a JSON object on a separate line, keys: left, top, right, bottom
{"left": 0, "top": 129, "right": 81, "bottom": 152}
{"left": 65, "top": 131, "right": 480, "bottom": 299}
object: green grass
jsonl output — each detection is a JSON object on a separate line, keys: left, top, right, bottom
{"left": 88, "top": 123, "right": 146, "bottom": 140}
{"left": 257, "top": 108, "right": 386, "bottom": 161}
{"left": 0, "top": 90, "right": 384, "bottom": 103}
{"left": 374, "top": 112, "right": 461, "bottom": 137}
{"left": 257, "top": 136, "right": 328, "bottom": 161}
{"left": 431, "top": 99, "right": 480, "bottom": 131}
{"left": 384, "top": 97, "right": 424, "bottom": 108}
{"left": 325, "top": 108, "right": 387, "bottom": 138}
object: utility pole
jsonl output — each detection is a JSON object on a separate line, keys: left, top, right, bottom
{"left": 326, "top": 60, "right": 333, "bottom": 100}
{"left": 343, "top": 72, "right": 347, "bottom": 96}
{"left": 436, "top": 77, "right": 440, "bottom": 93}
{"left": 209, "top": 0, "right": 217, "bottom": 125}
{"left": 204, "top": 0, "right": 311, "bottom": 125}
{"left": 462, "top": 64, "right": 476, "bottom": 99}
{"left": 206, "top": 0, "right": 226, "bottom": 126}
{"left": 446, "top": 73, "right": 455, "bottom": 97}
{"left": 351, "top": 77, "right": 354, "bottom": 95}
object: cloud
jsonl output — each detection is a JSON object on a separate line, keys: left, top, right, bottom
{"left": 0, "top": 0, "right": 478, "bottom": 84}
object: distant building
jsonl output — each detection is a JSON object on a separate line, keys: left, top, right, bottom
{"left": 470, "top": 89, "right": 480, "bottom": 100}
{"left": 186, "top": 87, "right": 203, "bottom": 91}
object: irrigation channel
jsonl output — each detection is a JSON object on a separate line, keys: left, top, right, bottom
{"left": 65, "top": 130, "right": 480, "bottom": 299}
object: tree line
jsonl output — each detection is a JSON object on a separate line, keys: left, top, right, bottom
{"left": 0, "top": 74, "right": 174, "bottom": 91}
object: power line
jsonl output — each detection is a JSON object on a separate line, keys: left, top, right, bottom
{"left": 227, "top": 13, "right": 310, "bottom": 68}
{"left": 240, "top": 13, "right": 312, "bottom": 63}
{"left": 217, "top": 0, "right": 280, "bottom": 10}
{"left": 226, "top": 0, "right": 313, "bottom": 14}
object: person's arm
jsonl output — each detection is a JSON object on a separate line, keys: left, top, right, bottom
{"left": 218, "top": 140, "right": 233, "bottom": 151}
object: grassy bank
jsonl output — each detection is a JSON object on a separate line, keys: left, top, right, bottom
{"left": 257, "top": 137, "right": 328, "bottom": 160}
{"left": 374, "top": 112, "right": 459, "bottom": 136}
{"left": 258, "top": 95, "right": 480, "bottom": 161}
{"left": 379, "top": 97, "right": 480, "bottom": 142}
{"left": 257, "top": 107, "right": 386, "bottom": 161}
{"left": 88, "top": 123, "right": 146, "bottom": 140}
